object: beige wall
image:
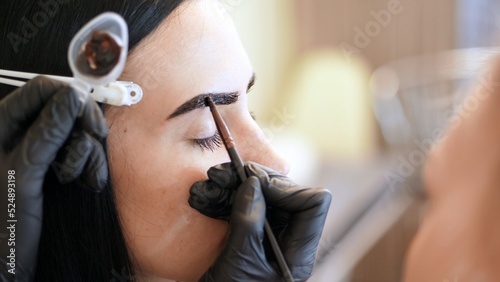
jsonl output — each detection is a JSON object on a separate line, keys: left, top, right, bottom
{"left": 296, "top": 0, "right": 457, "bottom": 68}
{"left": 229, "top": 0, "right": 457, "bottom": 159}
{"left": 228, "top": 0, "right": 297, "bottom": 121}
{"left": 230, "top": 0, "right": 457, "bottom": 120}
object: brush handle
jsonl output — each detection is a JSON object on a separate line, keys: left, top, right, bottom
{"left": 264, "top": 221, "right": 294, "bottom": 282}
{"left": 227, "top": 147, "right": 247, "bottom": 182}
{"left": 206, "top": 97, "right": 294, "bottom": 281}
{"left": 228, "top": 147, "right": 294, "bottom": 282}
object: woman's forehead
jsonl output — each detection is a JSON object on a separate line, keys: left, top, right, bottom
{"left": 122, "top": 0, "right": 252, "bottom": 89}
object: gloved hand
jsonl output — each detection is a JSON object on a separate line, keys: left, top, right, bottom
{"left": 0, "top": 76, "right": 108, "bottom": 281}
{"left": 189, "top": 162, "right": 332, "bottom": 282}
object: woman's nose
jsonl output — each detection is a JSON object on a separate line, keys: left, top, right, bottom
{"left": 234, "top": 120, "right": 290, "bottom": 176}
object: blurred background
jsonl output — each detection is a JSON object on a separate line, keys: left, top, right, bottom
{"left": 224, "top": 0, "right": 500, "bottom": 281}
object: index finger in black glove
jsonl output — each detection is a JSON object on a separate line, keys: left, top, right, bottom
{"left": 51, "top": 130, "right": 108, "bottom": 192}
{"left": 49, "top": 87, "right": 109, "bottom": 191}
{"left": 199, "top": 176, "right": 279, "bottom": 282}
{"left": 189, "top": 162, "right": 239, "bottom": 219}
{"left": 0, "top": 76, "right": 107, "bottom": 152}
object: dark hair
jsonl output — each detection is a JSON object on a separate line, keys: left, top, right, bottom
{"left": 0, "top": 1, "right": 185, "bottom": 281}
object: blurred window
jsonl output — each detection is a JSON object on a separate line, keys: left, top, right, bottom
{"left": 457, "top": 0, "right": 500, "bottom": 47}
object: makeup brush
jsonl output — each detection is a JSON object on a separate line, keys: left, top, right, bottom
{"left": 205, "top": 97, "right": 294, "bottom": 282}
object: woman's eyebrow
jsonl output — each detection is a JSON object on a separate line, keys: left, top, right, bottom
{"left": 168, "top": 92, "right": 239, "bottom": 119}
{"left": 247, "top": 73, "right": 255, "bottom": 92}
{"left": 168, "top": 73, "right": 256, "bottom": 120}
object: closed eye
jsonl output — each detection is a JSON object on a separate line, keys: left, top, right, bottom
{"left": 193, "top": 131, "right": 223, "bottom": 152}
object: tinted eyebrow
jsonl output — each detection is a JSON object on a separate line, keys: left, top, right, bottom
{"left": 168, "top": 73, "right": 256, "bottom": 120}
{"left": 247, "top": 73, "right": 255, "bottom": 92}
{"left": 168, "top": 92, "right": 239, "bottom": 119}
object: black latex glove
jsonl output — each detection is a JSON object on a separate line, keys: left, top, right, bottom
{"left": 189, "top": 162, "right": 332, "bottom": 282}
{"left": 0, "top": 76, "right": 108, "bottom": 281}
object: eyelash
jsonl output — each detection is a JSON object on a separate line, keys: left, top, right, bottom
{"left": 193, "top": 131, "right": 223, "bottom": 152}
{"left": 193, "top": 111, "right": 255, "bottom": 152}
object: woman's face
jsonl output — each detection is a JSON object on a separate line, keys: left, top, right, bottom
{"left": 106, "top": 0, "right": 289, "bottom": 281}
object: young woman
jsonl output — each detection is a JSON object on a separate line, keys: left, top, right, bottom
{"left": 0, "top": 0, "right": 331, "bottom": 281}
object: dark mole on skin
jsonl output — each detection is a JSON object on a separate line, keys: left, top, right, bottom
{"left": 168, "top": 92, "right": 239, "bottom": 119}
{"left": 76, "top": 31, "right": 121, "bottom": 76}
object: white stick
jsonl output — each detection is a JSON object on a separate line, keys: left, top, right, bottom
{"left": 0, "top": 69, "right": 74, "bottom": 84}
{"left": 0, "top": 77, "right": 25, "bottom": 87}
{"left": 0, "top": 69, "right": 38, "bottom": 79}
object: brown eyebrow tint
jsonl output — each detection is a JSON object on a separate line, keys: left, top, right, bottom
{"left": 168, "top": 92, "right": 239, "bottom": 119}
